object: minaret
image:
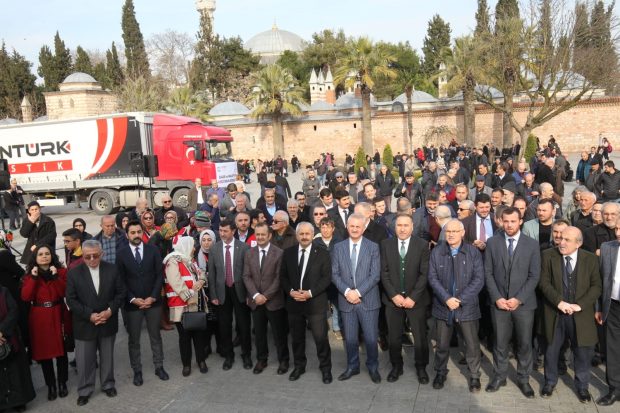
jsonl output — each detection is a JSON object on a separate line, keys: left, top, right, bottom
{"left": 316, "top": 69, "right": 325, "bottom": 102}
{"left": 196, "top": 0, "right": 216, "bottom": 23}
{"left": 324, "top": 67, "right": 335, "bottom": 104}
{"left": 309, "top": 69, "right": 319, "bottom": 105}
{"left": 21, "top": 96, "right": 32, "bottom": 123}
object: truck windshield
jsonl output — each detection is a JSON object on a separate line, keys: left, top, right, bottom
{"left": 207, "top": 141, "right": 233, "bottom": 161}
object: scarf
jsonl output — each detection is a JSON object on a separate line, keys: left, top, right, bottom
{"left": 197, "top": 229, "right": 215, "bottom": 271}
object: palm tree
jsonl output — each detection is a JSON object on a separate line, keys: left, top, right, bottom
{"left": 334, "top": 37, "right": 397, "bottom": 155}
{"left": 166, "top": 86, "right": 210, "bottom": 122}
{"left": 247, "top": 64, "right": 307, "bottom": 158}
{"left": 397, "top": 69, "right": 417, "bottom": 154}
{"left": 439, "top": 36, "right": 482, "bottom": 147}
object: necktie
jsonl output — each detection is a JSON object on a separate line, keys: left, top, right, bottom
{"left": 134, "top": 247, "right": 142, "bottom": 264}
{"left": 225, "top": 245, "right": 233, "bottom": 287}
{"left": 400, "top": 241, "right": 406, "bottom": 293}
{"left": 565, "top": 256, "right": 573, "bottom": 275}
{"left": 508, "top": 238, "right": 514, "bottom": 258}
{"left": 343, "top": 209, "right": 349, "bottom": 224}
{"left": 351, "top": 244, "right": 358, "bottom": 287}
{"left": 400, "top": 241, "right": 406, "bottom": 259}
{"left": 298, "top": 249, "right": 306, "bottom": 288}
{"left": 260, "top": 249, "right": 266, "bottom": 271}
{"left": 479, "top": 218, "right": 486, "bottom": 241}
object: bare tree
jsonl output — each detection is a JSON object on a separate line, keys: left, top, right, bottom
{"left": 147, "top": 30, "right": 194, "bottom": 87}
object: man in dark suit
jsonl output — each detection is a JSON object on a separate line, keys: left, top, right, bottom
{"left": 484, "top": 207, "right": 541, "bottom": 398}
{"left": 596, "top": 223, "right": 620, "bottom": 406}
{"left": 583, "top": 202, "right": 619, "bottom": 255}
{"left": 66, "top": 240, "right": 126, "bottom": 406}
{"left": 242, "top": 223, "right": 289, "bottom": 375}
{"left": 332, "top": 214, "right": 382, "bottom": 384}
{"left": 280, "top": 222, "right": 332, "bottom": 383}
{"left": 188, "top": 178, "right": 208, "bottom": 212}
{"left": 462, "top": 193, "right": 496, "bottom": 249}
{"left": 538, "top": 226, "right": 601, "bottom": 402}
{"left": 258, "top": 187, "right": 287, "bottom": 225}
{"left": 208, "top": 219, "right": 252, "bottom": 370}
{"left": 494, "top": 162, "right": 516, "bottom": 189}
{"left": 380, "top": 214, "right": 430, "bottom": 384}
{"left": 327, "top": 189, "right": 353, "bottom": 239}
{"left": 116, "top": 221, "right": 168, "bottom": 386}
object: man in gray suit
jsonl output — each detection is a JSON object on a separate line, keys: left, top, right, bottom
{"left": 332, "top": 214, "right": 382, "bottom": 383}
{"left": 484, "top": 207, "right": 541, "bottom": 398}
{"left": 208, "top": 219, "right": 251, "bottom": 370}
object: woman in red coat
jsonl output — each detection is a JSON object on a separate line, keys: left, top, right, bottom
{"left": 21, "top": 245, "right": 70, "bottom": 401}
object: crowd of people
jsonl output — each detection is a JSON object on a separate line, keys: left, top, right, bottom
{"left": 1, "top": 135, "right": 620, "bottom": 411}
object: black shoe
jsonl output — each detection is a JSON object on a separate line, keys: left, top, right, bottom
{"left": 289, "top": 367, "right": 305, "bottom": 381}
{"left": 485, "top": 378, "right": 507, "bottom": 392}
{"left": 369, "top": 370, "right": 381, "bottom": 384}
{"left": 223, "top": 358, "right": 234, "bottom": 370}
{"left": 133, "top": 371, "right": 143, "bottom": 386}
{"left": 198, "top": 361, "right": 208, "bottom": 374}
{"left": 577, "top": 388, "right": 592, "bottom": 403}
{"left": 433, "top": 374, "right": 446, "bottom": 389}
{"left": 387, "top": 365, "right": 403, "bottom": 383}
{"left": 253, "top": 360, "right": 267, "bottom": 374}
{"left": 416, "top": 368, "right": 429, "bottom": 385}
{"left": 155, "top": 367, "right": 169, "bottom": 381}
{"left": 242, "top": 355, "right": 253, "bottom": 370}
{"left": 337, "top": 369, "right": 360, "bottom": 381}
{"left": 458, "top": 357, "right": 467, "bottom": 365}
{"left": 322, "top": 370, "right": 333, "bottom": 384}
{"left": 232, "top": 336, "right": 241, "bottom": 347}
{"left": 182, "top": 366, "right": 191, "bottom": 377}
{"left": 541, "top": 383, "right": 555, "bottom": 398}
{"left": 277, "top": 361, "right": 289, "bottom": 375}
{"left": 77, "top": 396, "right": 89, "bottom": 406}
{"left": 469, "top": 378, "right": 481, "bottom": 393}
{"left": 58, "top": 382, "right": 68, "bottom": 398}
{"left": 597, "top": 392, "right": 620, "bottom": 406}
{"left": 14, "top": 405, "right": 26, "bottom": 413}
{"left": 104, "top": 388, "right": 117, "bottom": 397}
{"left": 518, "top": 382, "right": 535, "bottom": 399}
{"left": 48, "top": 385, "right": 57, "bottom": 401}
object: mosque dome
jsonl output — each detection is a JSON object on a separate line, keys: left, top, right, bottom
{"left": 245, "top": 24, "right": 305, "bottom": 64}
{"left": 394, "top": 90, "right": 438, "bottom": 104}
{"left": 335, "top": 92, "right": 377, "bottom": 109}
{"left": 59, "top": 72, "right": 102, "bottom": 91}
{"left": 62, "top": 72, "right": 98, "bottom": 84}
{"left": 209, "top": 100, "right": 250, "bottom": 117}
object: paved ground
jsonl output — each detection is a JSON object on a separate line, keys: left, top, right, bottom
{"left": 6, "top": 152, "right": 619, "bottom": 413}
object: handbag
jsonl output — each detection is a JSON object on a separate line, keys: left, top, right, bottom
{"left": 0, "top": 341, "right": 11, "bottom": 361}
{"left": 181, "top": 289, "right": 209, "bottom": 331}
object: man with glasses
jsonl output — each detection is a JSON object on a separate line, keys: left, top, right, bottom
{"left": 154, "top": 195, "right": 188, "bottom": 230}
{"left": 271, "top": 211, "right": 297, "bottom": 250}
{"left": 311, "top": 205, "right": 328, "bottom": 234}
{"left": 66, "top": 240, "right": 126, "bottom": 406}
{"left": 583, "top": 202, "right": 620, "bottom": 255}
{"left": 458, "top": 200, "right": 475, "bottom": 220}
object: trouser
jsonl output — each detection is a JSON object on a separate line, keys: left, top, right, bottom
{"left": 252, "top": 306, "right": 289, "bottom": 364}
{"left": 341, "top": 308, "right": 379, "bottom": 372}
{"left": 383, "top": 195, "right": 392, "bottom": 213}
{"left": 5, "top": 207, "right": 20, "bottom": 229}
{"left": 126, "top": 306, "right": 164, "bottom": 372}
{"left": 40, "top": 355, "right": 69, "bottom": 386}
{"left": 606, "top": 300, "right": 620, "bottom": 392}
{"left": 478, "top": 291, "right": 494, "bottom": 350}
{"left": 491, "top": 307, "right": 534, "bottom": 383}
{"left": 328, "top": 296, "right": 341, "bottom": 332}
{"left": 288, "top": 310, "right": 331, "bottom": 371}
{"left": 544, "top": 314, "right": 593, "bottom": 390}
{"left": 434, "top": 319, "right": 480, "bottom": 379}
{"left": 175, "top": 322, "right": 206, "bottom": 367}
{"left": 216, "top": 286, "right": 251, "bottom": 359}
{"left": 385, "top": 304, "right": 429, "bottom": 368}
{"left": 75, "top": 335, "right": 115, "bottom": 397}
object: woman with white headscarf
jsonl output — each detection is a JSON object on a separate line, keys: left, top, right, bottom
{"left": 163, "top": 236, "right": 208, "bottom": 376}
{"left": 194, "top": 229, "right": 220, "bottom": 356}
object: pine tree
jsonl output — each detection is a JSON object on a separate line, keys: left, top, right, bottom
{"left": 495, "top": 0, "right": 520, "bottom": 24}
{"left": 37, "top": 45, "right": 55, "bottom": 90}
{"left": 74, "top": 46, "right": 93, "bottom": 75}
{"left": 122, "top": 0, "right": 150, "bottom": 79}
{"left": 93, "top": 62, "right": 109, "bottom": 89}
{"left": 422, "top": 15, "right": 451, "bottom": 81}
{"left": 53, "top": 31, "right": 73, "bottom": 81}
{"left": 37, "top": 31, "right": 73, "bottom": 91}
{"left": 0, "top": 42, "right": 37, "bottom": 119}
{"left": 106, "top": 42, "right": 124, "bottom": 88}
{"left": 474, "top": 0, "right": 491, "bottom": 37}
{"left": 190, "top": 9, "right": 220, "bottom": 93}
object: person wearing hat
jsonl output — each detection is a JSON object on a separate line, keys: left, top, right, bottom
{"left": 501, "top": 182, "right": 517, "bottom": 207}
{"left": 328, "top": 171, "right": 346, "bottom": 194}
{"left": 394, "top": 171, "right": 423, "bottom": 209}
{"left": 470, "top": 174, "right": 493, "bottom": 201}
{"left": 19, "top": 201, "right": 57, "bottom": 265}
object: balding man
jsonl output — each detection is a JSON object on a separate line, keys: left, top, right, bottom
{"left": 354, "top": 202, "right": 387, "bottom": 245}
{"left": 93, "top": 215, "right": 128, "bottom": 264}
{"left": 526, "top": 183, "right": 562, "bottom": 221}
{"left": 435, "top": 205, "right": 452, "bottom": 243}
{"left": 428, "top": 219, "right": 485, "bottom": 392}
{"left": 458, "top": 200, "right": 475, "bottom": 220}
{"left": 539, "top": 226, "right": 601, "bottom": 402}
{"left": 128, "top": 197, "right": 149, "bottom": 221}
{"left": 583, "top": 202, "right": 620, "bottom": 255}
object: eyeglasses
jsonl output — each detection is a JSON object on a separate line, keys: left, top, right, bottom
{"left": 458, "top": 208, "right": 469, "bottom": 212}
{"left": 83, "top": 254, "right": 101, "bottom": 260}
{"left": 162, "top": 200, "right": 172, "bottom": 204}
{"left": 314, "top": 212, "right": 325, "bottom": 216}
{"left": 272, "top": 220, "right": 284, "bottom": 224}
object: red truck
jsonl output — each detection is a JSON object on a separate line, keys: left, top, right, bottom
{"left": 0, "top": 112, "right": 237, "bottom": 214}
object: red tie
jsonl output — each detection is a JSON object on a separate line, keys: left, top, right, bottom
{"left": 479, "top": 218, "right": 486, "bottom": 241}
{"left": 225, "top": 245, "right": 233, "bottom": 287}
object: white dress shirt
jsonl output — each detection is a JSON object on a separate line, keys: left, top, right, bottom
{"left": 505, "top": 231, "right": 521, "bottom": 251}
{"left": 297, "top": 245, "right": 312, "bottom": 296}
{"left": 613, "top": 251, "right": 620, "bottom": 301}
{"left": 476, "top": 214, "right": 493, "bottom": 241}
{"left": 253, "top": 244, "right": 271, "bottom": 300}
{"left": 88, "top": 266, "right": 100, "bottom": 294}
{"left": 346, "top": 238, "right": 363, "bottom": 297}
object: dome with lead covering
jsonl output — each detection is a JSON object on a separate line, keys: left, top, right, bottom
{"left": 245, "top": 24, "right": 305, "bottom": 64}
{"left": 209, "top": 101, "right": 250, "bottom": 116}
{"left": 62, "top": 72, "right": 98, "bottom": 84}
{"left": 394, "top": 90, "right": 438, "bottom": 104}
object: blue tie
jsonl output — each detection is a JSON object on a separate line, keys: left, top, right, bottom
{"left": 351, "top": 244, "right": 358, "bottom": 287}
{"left": 134, "top": 247, "right": 142, "bottom": 264}
{"left": 508, "top": 238, "right": 514, "bottom": 258}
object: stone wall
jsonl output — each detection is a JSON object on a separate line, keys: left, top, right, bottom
{"left": 223, "top": 97, "right": 620, "bottom": 165}
{"left": 45, "top": 90, "right": 118, "bottom": 121}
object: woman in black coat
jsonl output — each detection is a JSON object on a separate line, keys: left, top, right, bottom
{"left": 374, "top": 164, "right": 396, "bottom": 212}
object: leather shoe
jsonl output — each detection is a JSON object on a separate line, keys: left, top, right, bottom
{"left": 198, "top": 361, "right": 208, "bottom": 374}
{"left": 577, "top": 388, "right": 592, "bottom": 403}
{"left": 541, "top": 383, "right": 555, "bottom": 398}
{"left": 416, "top": 368, "right": 429, "bottom": 385}
{"left": 469, "top": 378, "right": 481, "bottom": 393}
{"left": 58, "top": 382, "right": 68, "bottom": 398}
{"left": 76, "top": 396, "right": 89, "bottom": 406}
{"left": 104, "top": 388, "right": 117, "bottom": 397}
{"left": 253, "top": 360, "right": 267, "bottom": 374}
{"left": 369, "top": 370, "right": 381, "bottom": 384}
{"left": 288, "top": 367, "right": 305, "bottom": 381}
{"left": 155, "top": 367, "right": 169, "bottom": 381}
{"left": 518, "top": 382, "right": 535, "bottom": 399}
{"left": 277, "top": 361, "right": 289, "bottom": 375}
{"left": 242, "top": 355, "right": 253, "bottom": 370}
{"left": 485, "top": 378, "right": 507, "bottom": 392}
{"left": 337, "top": 369, "right": 360, "bottom": 381}
{"left": 133, "top": 371, "right": 143, "bottom": 386}
{"left": 182, "top": 366, "right": 191, "bottom": 377}
{"left": 433, "top": 374, "right": 446, "bottom": 389}
{"left": 222, "top": 358, "right": 234, "bottom": 370}
{"left": 48, "top": 385, "right": 57, "bottom": 401}
{"left": 597, "top": 392, "right": 620, "bottom": 406}
{"left": 387, "top": 365, "right": 403, "bottom": 383}
{"left": 322, "top": 370, "right": 333, "bottom": 384}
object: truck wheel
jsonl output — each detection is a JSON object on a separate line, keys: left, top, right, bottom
{"left": 90, "top": 191, "right": 114, "bottom": 215}
{"left": 172, "top": 188, "right": 190, "bottom": 210}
